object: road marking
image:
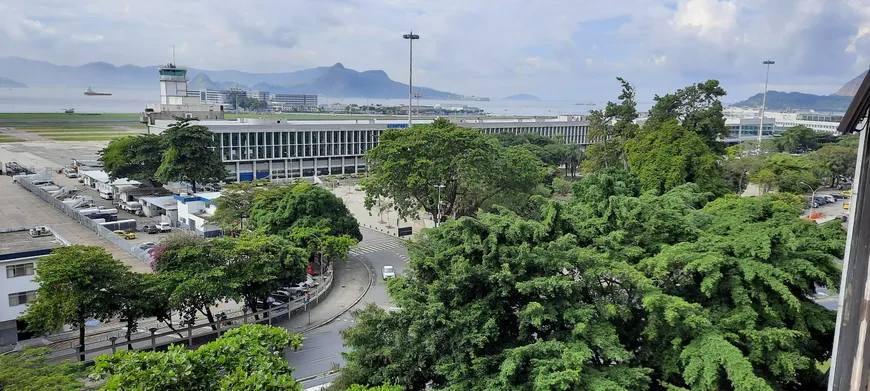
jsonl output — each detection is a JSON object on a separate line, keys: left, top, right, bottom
{"left": 350, "top": 241, "right": 405, "bottom": 256}
{"left": 294, "top": 346, "right": 321, "bottom": 354}
{"left": 309, "top": 355, "right": 336, "bottom": 364}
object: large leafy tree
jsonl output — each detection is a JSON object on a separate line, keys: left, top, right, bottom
{"left": 91, "top": 324, "right": 303, "bottom": 391}
{"left": 155, "top": 118, "right": 228, "bottom": 192}
{"left": 99, "top": 134, "right": 166, "bottom": 185}
{"left": 583, "top": 77, "right": 639, "bottom": 171}
{"left": 775, "top": 125, "right": 822, "bottom": 154}
{"left": 337, "top": 170, "right": 844, "bottom": 391}
{"left": 361, "top": 118, "right": 545, "bottom": 223}
{"left": 808, "top": 144, "right": 857, "bottom": 187}
{"left": 208, "top": 180, "right": 273, "bottom": 231}
{"left": 22, "top": 246, "right": 128, "bottom": 362}
{"left": 759, "top": 153, "right": 821, "bottom": 193}
{"left": 626, "top": 119, "right": 727, "bottom": 195}
{"left": 645, "top": 79, "right": 728, "bottom": 152}
{"left": 0, "top": 347, "right": 89, "bottom": 391}
{"left": 249, "top": 182, "right": 362, "bottom": 241}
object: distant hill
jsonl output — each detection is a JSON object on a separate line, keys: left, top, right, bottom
{"left": 503, "top": 94, "right": 540, "bottom": 100}
{"left": 188, "top": 73, "right": 249, "bottom": 91}
{"left": 0, "top": 77, "right": 26, "bottom": 88}
{"left": 834, "top": 70, "right": 868, "bottom": 96}
{"left": 732, "top": 91, "right": 854, "bottom": 112}
{"left": 0, "top": 57, "right": 464, "bottom": 99}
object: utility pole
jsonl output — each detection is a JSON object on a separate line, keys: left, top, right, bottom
{"left": 403, "top": 31, "right": 420, "bottom": 127}
{"left": 435, "top": 184, "right": 445, "bottom": 227}
{"left": 309, "top": 233, "right": 324, "bottom": 304}
{"left": 758, "top": 60, "right": 775, "bottom": 154}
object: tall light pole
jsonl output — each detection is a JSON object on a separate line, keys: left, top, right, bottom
{"left": 308, "top": 233, "right": 324, "bottom": 304}
{"left": 435, "top": 184, "right": 446, "bottom": 227}
{"left": 758, "top": 60, "right": 775, "bottom": 154}
{"left": 414, "top": 92, "right": 422, "bottom": 117}
{"left": 403, "top": 31, "right": 420, "bottom": 127}
{"left": 800, "top": 181, "right": 820, "bottom": 218}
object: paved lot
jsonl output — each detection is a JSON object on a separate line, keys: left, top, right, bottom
{"left": 0, "top": 175, "right": 149, "bottom": 273}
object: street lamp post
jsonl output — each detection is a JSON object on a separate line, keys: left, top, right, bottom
{"left": 801, "top": 181, "right": 821, "bottom": 217}
{"left": 435, "top": 184, "right": 446, "bottom": 227}
{"left": 308, "top": 233, "right": 324, "bottom": 304}
{"left": 403, "top": 31, "right": 420, "bottom": 127}
{"left": 758, "top": 60, "right": 775, "bottom": 154}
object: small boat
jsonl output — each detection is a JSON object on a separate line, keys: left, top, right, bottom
{"left": 573, "top": 102, "right": 596, "bottom": 106}
{"left": 84, "top": 87, "right": 112, "bottom": 96}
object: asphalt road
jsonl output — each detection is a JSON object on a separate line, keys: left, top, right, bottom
{"left": 287, "top": 227, "right": 409, "bottom": 388}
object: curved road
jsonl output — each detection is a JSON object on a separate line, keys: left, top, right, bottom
{"left": 287, "top": 227, "right": 409, "bottom": 388}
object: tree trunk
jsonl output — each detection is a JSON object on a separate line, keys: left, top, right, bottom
{"left": 205, "top": 307, "right": 217, "bottom": 330}
{"left": 126, "top": 321, "right": 134, "bottom": 350}
{"left": 78, "top": 324, "right": 86, "bottom": 362}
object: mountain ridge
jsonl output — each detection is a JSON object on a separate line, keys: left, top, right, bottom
{"left": 503, "top": 94, "right": 540, "bottom": 100}
{"left": 0, "top": 57, "right": 463, "bottom": 99}
{"left": 0, "top": 77, "right": 27, "bottom": 88}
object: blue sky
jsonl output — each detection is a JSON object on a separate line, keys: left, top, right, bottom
{"left": 2, "top": 0, "right": 870, "bottom": 102}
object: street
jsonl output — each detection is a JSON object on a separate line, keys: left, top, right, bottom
{"left": 288, "top": 227, "right": 409, "bottom": 388}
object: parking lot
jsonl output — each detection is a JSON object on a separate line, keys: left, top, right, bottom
{"left": 805, "top": 188, "right": 852, "bottom": 224}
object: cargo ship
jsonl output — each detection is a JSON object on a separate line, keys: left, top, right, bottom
{"left": 84, "top": 87, "right": 112, "bottom": 96}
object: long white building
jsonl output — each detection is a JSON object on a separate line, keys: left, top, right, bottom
{"left": 141, "top": 65, "right": 592, "bottom": 182}
{"left": 723, "top": 107, "right": 843, "bottom": 133}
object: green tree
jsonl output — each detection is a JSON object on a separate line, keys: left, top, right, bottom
{"left": 249, "top": 182, "right": 362, "bottom": 241}
{"left": 551, "top": 176, "right": 572, "bottom": 195}
{"left": 808, "top": 144, "right": 857, "bottom": 187}
{"left": 626, "top": 119, "right": 727, "bottom": 195}
{"left": 155, "top": 118, "right": 228, "bottom": 193}
{"left": 345, "top": 385, "right": 404, "bottom": 391}
{"left": 22, "top": 246, "right": 128, "bottom": 362}
{"left": 0, "top": 347, "right": 89, "bottom": 391}
{"left": 361, "top": 118, "right": 545, "bottom": 223}
{"left": 723, "top": 155, "right": 763, "bottom": 194}
{"left": 583, "top": 78, "right": 639, "bottom": 171}
{"left": 750, "top": 169, "right": 777, "bottom": 194}
{"left": 208, "top": 180, "right": 272, "bottom": 231}
{"left": 91, "top": 324, "right": 303, "bottom": 391}
{"left": 645, "top": 79, "right": 728, "bottom": 152}
{"left": 564, "top": 144, "right": 585, "bottom": 177}
{"left": 99, "top": 135, "right": 165, "bottom": 185}
{"left": 758, "top": 153, "right": 822, "bottom": 193}
{"left": 775, "top": 125, "right": 821, "bottom": 154}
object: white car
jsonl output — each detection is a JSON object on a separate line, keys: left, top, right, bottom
{"left": 382, "top": 265, "right": 396, "bottom": 280}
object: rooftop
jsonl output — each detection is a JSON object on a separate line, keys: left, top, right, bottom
{"left": 0, "top": 229, "right": 65, "bottom": 262}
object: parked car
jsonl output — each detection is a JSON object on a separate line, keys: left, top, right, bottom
{"left": 382, "top": 265, "right": 396, "bottom": 280}
{"left": 155, "top": 222, "right": 172, "bottom": 233}
{"left": 839, "top": 182, "right": 853, "bottom": 190}
{"left": 823, "top": 195, "right": 836, "bottom": 204}
{"left": 832, "top": 193, "right": 847, "bottom": 200}
{"left": 844, "top": 202, "right": 851, "bottom": 210}
{"left": 137, "top": 242, "right": 157, "bottom": 250}
{"left": 113, "top": 230, "right": 136, "bottom": 240}
{"left": 842, "top": 190, "right": 854, "bottom": 197}
{"left": 142, "top": 225, "right": 159, "bottom": 234}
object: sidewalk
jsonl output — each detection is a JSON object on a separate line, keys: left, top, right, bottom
{"left": 332, "top": 184, "right": 431, "bottom": 238}
{"left": 276, "top": 255, "right": 372, "bottom": 333}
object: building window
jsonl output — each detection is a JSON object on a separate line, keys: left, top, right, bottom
{"left": 8, "top": 290, "right": 37, "bottom": 306}
{"left": 6, "top": 263, "right": 35, "bottom": 278}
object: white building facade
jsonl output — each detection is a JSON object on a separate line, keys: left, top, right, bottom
{"left": 0, "top": 229, "right": 66, "bottom": 346}
{"left": 174, "top": 192, "right": 222, "bottom": 237}
{"left": 147, "top": 116, "right": 592, "bottom": 182}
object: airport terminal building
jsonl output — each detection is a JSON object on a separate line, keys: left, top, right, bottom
{"left": 142, "top": 65, "right": 592, "bottom": 182}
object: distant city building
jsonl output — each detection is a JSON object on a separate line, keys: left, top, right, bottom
{"left": 270, "top": 94, "right": 318, "bottom": 112}
{"left": 725, "top": 117, "right": 780, "bottom": 139}
{"left": 723, "top": 106, "right": 842, "bottom": 133}
{"left": 0, "top": 228, "right": 67, "bottom": 347}
{"left": 246, "top": 91, "right": 270, "bottom": 101}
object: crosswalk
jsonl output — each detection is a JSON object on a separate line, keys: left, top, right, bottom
{"left": 349, "top": 240, "right": 405, "bottom": 256}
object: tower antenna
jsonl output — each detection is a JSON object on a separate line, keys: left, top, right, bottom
{"left": 172, "top": 45, "right": 176, "bottom": 66}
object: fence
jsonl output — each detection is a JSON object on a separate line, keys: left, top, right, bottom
{"left": 17, "top": 177, "right": 154, "bottom": 265}
{"left": 48, "top": 266, "right": 335, "bottom": 363}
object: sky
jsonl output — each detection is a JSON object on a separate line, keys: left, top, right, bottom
{"left": 2, "top": 0, "right": 870, "bottom": 102}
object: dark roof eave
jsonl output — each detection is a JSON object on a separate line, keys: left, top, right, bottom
{"left": 839, "top": 71, "right": 870, "bottom": 134}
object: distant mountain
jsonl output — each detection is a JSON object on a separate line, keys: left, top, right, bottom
{"left": 0, "top": 77, "right": 26, "bottom": 88}
{"left": 188, "top": 73, "right": 249, "bottom": 91}
{"left": 503, "top": 94, "right": 540, "bottom": 100}
{"left": 834, "top": 70, "right": 868, "bottom": 96}
{"left": 0, "top": 57, "right": 463, "bottom": 99}
{"left": 732, "top": 91, "right": 854, "bottom": 112}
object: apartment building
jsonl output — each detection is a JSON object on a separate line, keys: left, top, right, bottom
{"left": 0, "top": 228, "right": 67, "bottom": 347}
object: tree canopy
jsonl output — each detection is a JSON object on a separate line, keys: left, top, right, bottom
{"left": 775, "top": 125, "right": 822, "bottom": 154}
{"left": 335, "top": 170, "right": 844, "bottom": 391}
{"left": 645, "top": 79, "right": 728, "bottom": 153}
{"left": 361, "top": 118, "right": 546, "bottom": 224}
{"left": 248, "top": 182, "right": 362, "bottom": 241}
{"left": 99, "top": 134, "right": 165, "bottom": 185}
{"left": 91, "top": 324, "right": 303, "bottom": 391}
{"left": 155, "top": 118, "right": 227, "bottom": 192}
{"left": 0, "top": 347, "right": 89, "bottom": 391}
{"left": 22, "top": 245, "right": 129, "bottom": 361}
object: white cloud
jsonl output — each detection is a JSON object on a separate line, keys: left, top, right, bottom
{"left": 1, "top": 0, "right": 870, "bottom": 100}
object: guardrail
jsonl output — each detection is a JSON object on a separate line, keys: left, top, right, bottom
{"left": 49, "top": 266, "right": 335, "bottom": 363}
{"left": 17, "top": 177, "right": 153, "bottom": 265}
